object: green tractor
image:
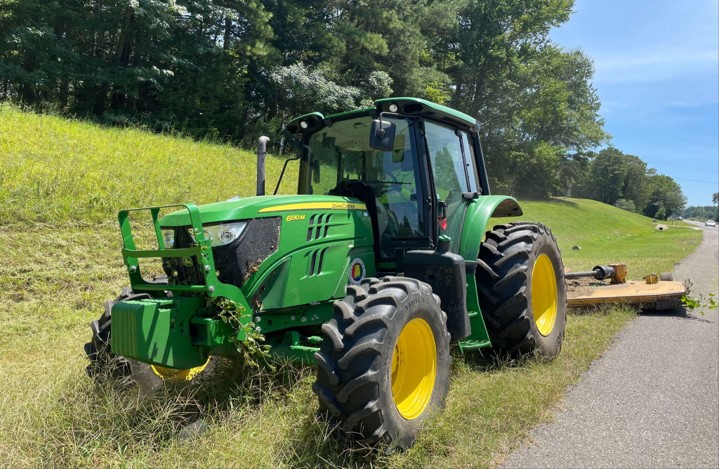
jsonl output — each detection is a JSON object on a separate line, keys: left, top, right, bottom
{"left": 85, "top": 97, "right": 566, "bottom": 449}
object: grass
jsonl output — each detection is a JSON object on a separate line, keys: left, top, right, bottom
{"left": 509, "top": 198, "right": 700, "bottom": 278}
{"left": 0, "top": 104, "right": 297, "bottom": 225}
{"left": 0, "top": 106, "right": 702, "bottom": 467}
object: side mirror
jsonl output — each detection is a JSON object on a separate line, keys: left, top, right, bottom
{"left": 369, "top": 119, "right": 396, "bottom": 151}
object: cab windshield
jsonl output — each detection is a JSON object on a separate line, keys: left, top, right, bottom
{"left": 299, "top": 116, "right": 426, "bottom": 257}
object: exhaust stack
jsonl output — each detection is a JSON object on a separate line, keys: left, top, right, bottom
{"left": 257, "top": 136, "right": 270, "bottom": 196}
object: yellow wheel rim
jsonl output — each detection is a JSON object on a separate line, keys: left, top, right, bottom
{"left": 151, "top": 358, "right": 210, "bottom": 382}
{"left": 532, "top": 254, "right": 558, "bottom": 336}
{"left": 391, "top": 318, "right": 437, "bottom": 420}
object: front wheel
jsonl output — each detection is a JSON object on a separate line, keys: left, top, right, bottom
{"left": 313, "top": 277, "right": 451, "bottom": 450}
{"left": 476, "top": 223, "right": 567, "bottom": 358}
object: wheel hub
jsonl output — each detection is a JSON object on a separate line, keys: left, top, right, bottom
{"left": 391, "top": 318, "right": 437, "bottom": 420}
{"left": 151, "top": 358, "right": 210, "bottom": 382}
{"left": 532, "top": 254, "right": 558, "bottom": 336}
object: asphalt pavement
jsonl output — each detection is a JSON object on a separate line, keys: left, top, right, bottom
{"left": 503, "top": 221, "right": 719, "bottom": 468}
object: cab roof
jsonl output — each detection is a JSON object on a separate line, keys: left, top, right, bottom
{"left": 287, "top": 97, "right": 479, "bottom": 135}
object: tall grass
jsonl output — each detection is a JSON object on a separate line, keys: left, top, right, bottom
{"left": 0, "top": 107, "right": 701, "bottom": 467}
{"left": 0, "top": 104, "right": 296, "bottom": 225}
{"left": 0, "top": 302, "right": 634, "bottom": 468}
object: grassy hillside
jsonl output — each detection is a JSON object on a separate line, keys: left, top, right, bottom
{"left": 511, "top": 198, "right": 699, "bottom": 277}
{"left": 0, "top": 105, "right": 297, "bottom": 225}
{"left": 0, "top": 108, "right": 701, "bottom": 467}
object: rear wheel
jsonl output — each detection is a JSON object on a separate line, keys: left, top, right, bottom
{"left": 476, "top": 223, "right": 566, "bottom": 357}
{"left": 313, "top": 277, "right": 451, "bottom": 450}
{"left": 84, "top": 288, "right": 211, "bottom": 392}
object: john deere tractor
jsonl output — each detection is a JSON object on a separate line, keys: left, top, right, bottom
{"left": 85, "top": 97, "right": 566, "bottom": 449}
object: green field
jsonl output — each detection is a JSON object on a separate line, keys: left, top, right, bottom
{"left": 511, "top": 198, "right": 699, "bottom": 277}
{"left": 0, "top": 107, "right": 701, "bottom": 467}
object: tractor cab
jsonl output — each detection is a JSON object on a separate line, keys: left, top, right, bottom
{"left": 289, "top": 98, "right": 490, "bottom": 268}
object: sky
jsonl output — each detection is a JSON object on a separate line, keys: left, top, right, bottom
{"left": 550, "top": 0, "right": 719, "bottom": 207}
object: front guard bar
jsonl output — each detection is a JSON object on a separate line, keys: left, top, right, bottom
{"left": 117, "top": 204, "right": 253, "bottom": 339}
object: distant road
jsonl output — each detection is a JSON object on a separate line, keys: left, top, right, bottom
{"left": 503, "top": 221, "right": 719, "bottom": 468}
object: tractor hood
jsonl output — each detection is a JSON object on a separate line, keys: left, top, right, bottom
{"left": 159, "top": 194, "right": 366, "bottom": 227}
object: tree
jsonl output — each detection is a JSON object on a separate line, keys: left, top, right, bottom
{"left": 318, "top": 0, "right": 454, "bottom": 99}
{"left": 643, "top": 174, "right": 686, "bottom": 220}
{"left": 614, "top": 198, "right": 637, "bottom": 212}
{"left": 268, "top": 62, "right": 361, "bottom": 119}
{"left": 0, "top": 0, "right": 608, "bottom": 167}
{"left": 574, "top": 148, "right": 662, "bottom": 214}
{"left": 684, "top": 205, "right": 718, "bottom": 220}
{"left": 620, "top": 155, "right": 650, "bottom": 212}
{"left": 580, "top": 147, "right": 628, "bottom": 205}
{"left": 445, "top": 0, "right": 606, "bottom": 197}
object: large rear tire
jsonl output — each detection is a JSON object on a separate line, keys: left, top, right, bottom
{"left": 313, "top": 277, "right": 451, "bottom": 450}
{"left": 476, "top": 223, "right": 566, "bottom": 357}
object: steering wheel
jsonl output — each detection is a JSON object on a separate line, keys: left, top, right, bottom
{"left": 360, "top": 169, "right": 398, "bottom": 184}
{"left": 356, "top": 170, "right": 392, "bottom": 197}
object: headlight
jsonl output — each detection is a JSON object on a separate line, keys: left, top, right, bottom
{"left": 161, "top": 229, "right": 175, "bottom": 248}
{"left": 188, "top": 221, "right": 248, "bottom": 247}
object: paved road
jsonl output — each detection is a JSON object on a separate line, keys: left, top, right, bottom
{"left": 503, "top": 222, "right": 719, "bottom": 469}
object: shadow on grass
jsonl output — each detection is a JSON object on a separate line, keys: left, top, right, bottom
{"left": 456, "top": 346, "right": 551, "bottom": 374}
{"left": 195, "top": 358, "right": 399, "bottom": 467}
{"left": 189, "top": 356, "right": 312, "bottom": 410}
{"left": 534, "top": 197, "right": 581, "bottom": 209}
{"left": 42, "top": 374, "right": 207, "bottom": 466}
{"left": 568, "top": 304, "right": 638, "bottom": 316}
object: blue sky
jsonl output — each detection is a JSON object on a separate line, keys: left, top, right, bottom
{"left": 550, "top": 0, "right": 719, "bottom": 207}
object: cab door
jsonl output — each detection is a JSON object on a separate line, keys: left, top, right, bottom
{"left": 422, "top": 120, "right": 482, "bottom": 252}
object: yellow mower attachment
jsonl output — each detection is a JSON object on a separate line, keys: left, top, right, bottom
{"left": 566, "top": 263, "right": 686, "bottom": 311}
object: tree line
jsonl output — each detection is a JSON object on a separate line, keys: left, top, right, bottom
{"left": 684, "top": 206, "right": 718, "bottom": 221}
{"left": 684, "top": 192, "right": 719, "bottom": 221}
{"left": 571, "top": 147, "right": 687, "bottom": 219}
{"left": 0, "top": 0, "right": 686, "bottom": 214}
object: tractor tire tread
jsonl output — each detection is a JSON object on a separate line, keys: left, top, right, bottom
{"left": 477, "top": 222, "right": 566, "bottom": 357}
{"left": 313, "top": 277, "right": 450, "bottom": 450}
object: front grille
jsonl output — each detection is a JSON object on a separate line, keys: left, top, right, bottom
{"left": 163, "top": 217, "right": 281, "bottom": 290}
{"left": 163, "top": 228, "right": 205, "bottom": 286}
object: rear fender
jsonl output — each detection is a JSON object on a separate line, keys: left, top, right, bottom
{"left": 457, "top": 196, "right": 522, "bottom": 348}
{"left": 457, "top": 196, "right": 523, "bottom": 261}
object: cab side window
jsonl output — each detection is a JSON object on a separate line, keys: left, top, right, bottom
{"left": 424, "top": 121, "right": 468, "bottom": 200}
{"left": 460, "top": 131, "right": 481, "bottom": 192}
